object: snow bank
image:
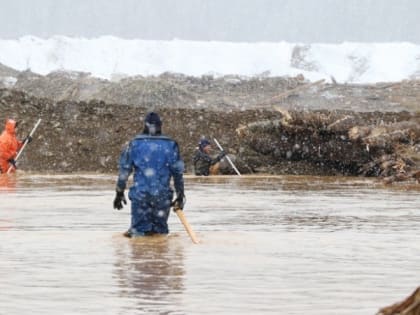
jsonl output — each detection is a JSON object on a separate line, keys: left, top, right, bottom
{"left": 0, "top": 36, "right": 419, "bottom": 83}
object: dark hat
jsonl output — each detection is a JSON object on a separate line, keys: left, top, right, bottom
{"left": 199, "top": 138, "right": 211, "bottom": 150}
{"left": 144, "top": 112, "right": 162, "bottom": 126}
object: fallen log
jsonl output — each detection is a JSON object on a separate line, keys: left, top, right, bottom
{"left": 235, "top": 110, "right": 419, "bottom": 181}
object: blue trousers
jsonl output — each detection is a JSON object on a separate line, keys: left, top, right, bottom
{"left": 129, "top": 191, "right": 173, "bottom": 235}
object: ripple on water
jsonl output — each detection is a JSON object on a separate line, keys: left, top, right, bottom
{"left": 0, "top": 173, "right": 419, "bottom": 314}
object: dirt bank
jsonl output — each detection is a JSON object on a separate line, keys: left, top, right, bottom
{"left": 1, "top": 67, "right": 420, "bottom": 112}
{"left": 1, "top": 88, "right": 418, "bottom": 183}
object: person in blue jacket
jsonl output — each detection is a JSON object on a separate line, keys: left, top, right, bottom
{"left": 113, "top": 112, "right": 185, "bottom": 237}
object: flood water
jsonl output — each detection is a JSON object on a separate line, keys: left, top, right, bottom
{"left": 1, "top": 173, "right": 419, "bottom": 315}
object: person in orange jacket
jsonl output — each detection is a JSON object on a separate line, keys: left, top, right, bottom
{"left": 0, "top": 119, "right": 29, "bottom": 173}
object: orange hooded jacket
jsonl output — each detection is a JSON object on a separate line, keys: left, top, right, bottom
{"left": 0, "top": 119, "right": 23, "bottom": 173}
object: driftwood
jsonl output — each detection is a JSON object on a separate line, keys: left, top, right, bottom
{"left": 349, "top": 121, "right": 420, "bottom": 146}
{"left": 377, "top": 287, "right": 420, "bottom": 315}
{"left": 236, "top": 110, "right": 419, "bottom": 181}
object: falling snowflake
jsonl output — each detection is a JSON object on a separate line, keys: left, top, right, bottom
{"left": 144, "top": 168, "right": 155, "bottom": 177}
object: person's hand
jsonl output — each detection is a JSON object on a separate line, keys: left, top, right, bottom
{"left": 113, "top": 190, "right": 127, "bottom": 210}
{"left": 7, "top": 159, "right": 17, "bottom": 168}
{"left": 216, "top": 150, "right": 227, "bottom": 162}
{"left": 24, "top": 135, "right": 33, "bottom": 143}
{"left": 174, "top": 191, "right": 186, "bottom": 210}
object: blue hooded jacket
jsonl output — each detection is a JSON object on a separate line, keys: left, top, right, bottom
{"left": 116, "top": 134, "right": 184, "bottom": 199}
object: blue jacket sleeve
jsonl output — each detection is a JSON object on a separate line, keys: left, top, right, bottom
{"left": 116, "top": 143, "right": 133, "bottom": 192}
{"left": 169, "top": 142, "right": 184, "bottom": 194}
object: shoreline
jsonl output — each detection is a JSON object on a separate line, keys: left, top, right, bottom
{"left": 1, "top": 79, "right": 419, "bottom": 184}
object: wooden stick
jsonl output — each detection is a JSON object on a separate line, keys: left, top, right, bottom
{"left": 213, "top": 138, "right": 241, "bottom": 176}
{"left": 270, "top": 79, "right": 325, "bottom": 102}
{"left": 257, "top": 79, "right": 325, "bottom": 107}
{"left": 7, "top": 119, "right": 42, "bottom": 174}
{"left": 174, "top": 207, "right": 200, "bottom": 244}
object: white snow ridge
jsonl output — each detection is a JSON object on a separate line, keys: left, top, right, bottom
{"left": 0, "top": 36, "right": 419, "bottom": 83}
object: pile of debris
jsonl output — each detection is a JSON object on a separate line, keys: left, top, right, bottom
{"left": 1, "top": 63, "right": 419, "bottom": 182}
{"left": 0, "top": 88, "right": 418, "bottom": 183}
{"left": 1, "top": 64, "right": 419, "bottom": 112}
{"left": 236, "top": 108, "right": 419, "bottom": 182}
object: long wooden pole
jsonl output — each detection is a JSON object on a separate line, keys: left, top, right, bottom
{"left": 213, "top": 138, "right": 241, "bottom": 176}
{"left": 174, "top": 207, "right": 200, "bottom": 244}
{"left": 7, "top": 118, "right": 42, "bottom": 174}
{"left": 261, "top": 79, "right": 325, "bottom": 107}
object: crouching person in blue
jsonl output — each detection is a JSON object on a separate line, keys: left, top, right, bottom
{"left": 113, "top": 112, "right": 185, "bottom": 237}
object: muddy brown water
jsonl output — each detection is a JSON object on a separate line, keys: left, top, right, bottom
{"left": 0, "top": 173, "right": 419, "bottom": 314}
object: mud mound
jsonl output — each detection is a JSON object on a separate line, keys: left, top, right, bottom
{"left": 2, "top": 65, "right": 420, "bottom": 112}
{"left": 9, "top": 68, "right": 299, "bottom": 110}
{"left": 1, "top": 88, "right": 418, "bottom": 183}
{"left": 0, "top": 88, "right": 276, "bottom": 173}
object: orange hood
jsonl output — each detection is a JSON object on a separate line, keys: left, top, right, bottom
{"left": 5, "top": 119, "right": 17, "bottom": 135}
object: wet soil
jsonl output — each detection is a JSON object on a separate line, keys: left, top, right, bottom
{"left": 0, "top": 74, "right": 419, "bottom": 183}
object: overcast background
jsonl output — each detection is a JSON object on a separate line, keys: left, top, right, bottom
{"left": 0, "top": 0, "right": 419, "bottom": 43}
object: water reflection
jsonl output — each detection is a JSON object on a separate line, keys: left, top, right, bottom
{"left": 188, "top": 174, "right": 382, "bottom": 192}
{"left": 282, "top": 214, "right": 371, "bottom": 231}
{"left": 0, "top": 174, "right": 16, "bottom": 192}
{"left": 1, "top": 173, "right": 419, "bottom": 315}
{"left": 0, "top": 175, "right": 17, "bottom": 230}
{"left": 113, "top": 235, "right": 185, "bottom": 314}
